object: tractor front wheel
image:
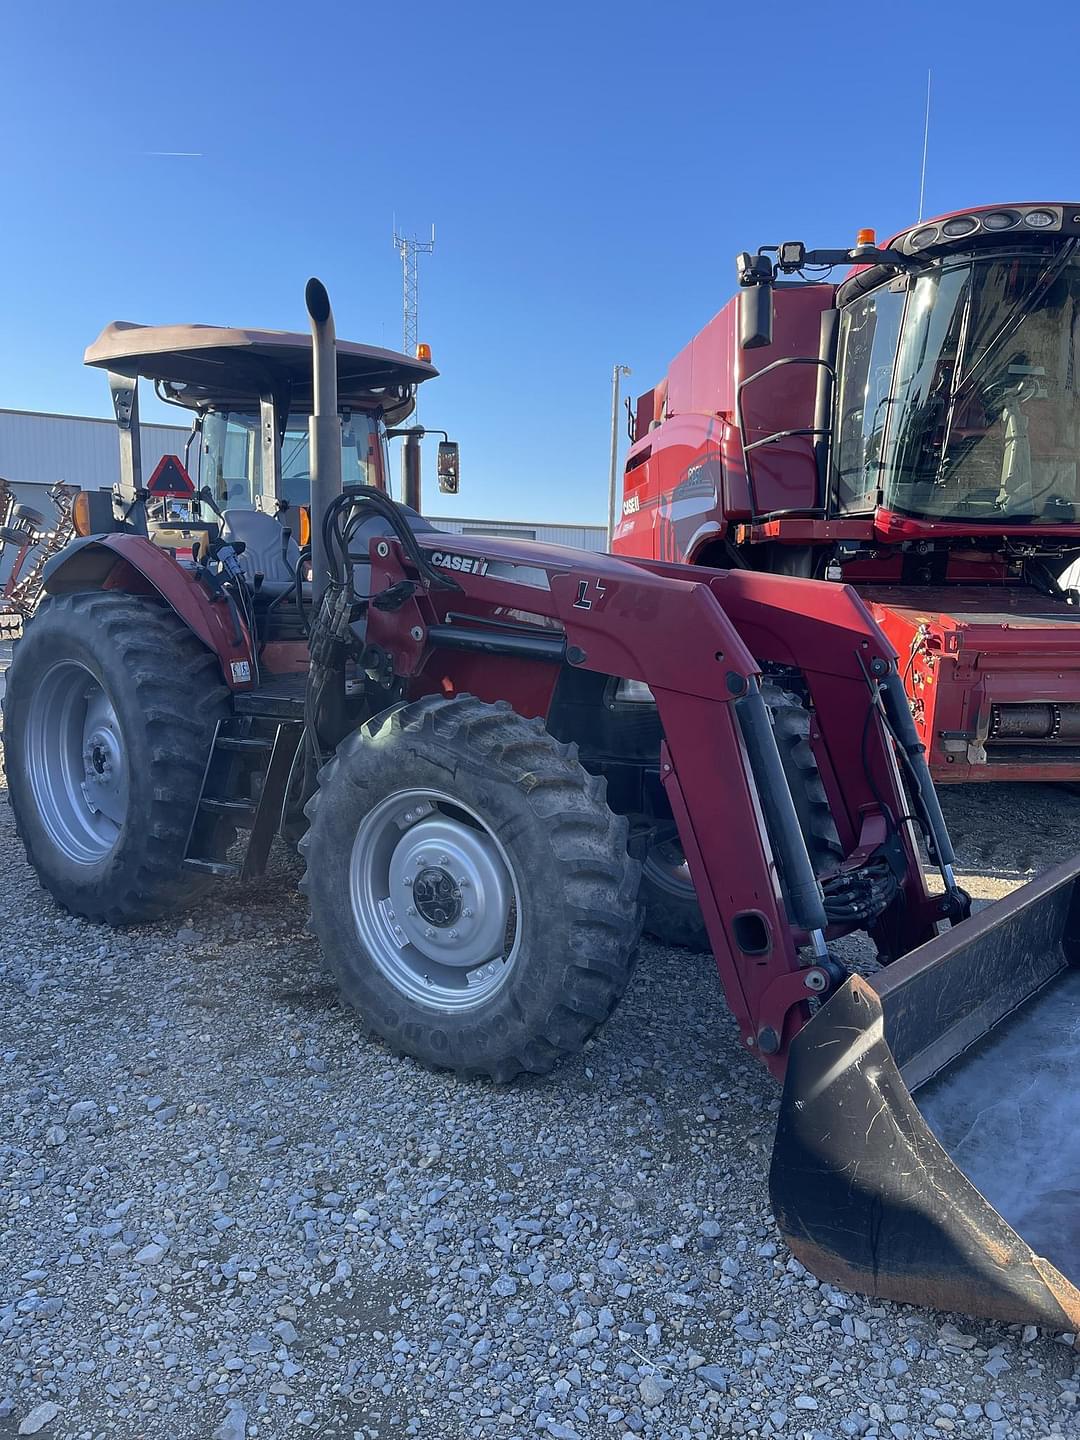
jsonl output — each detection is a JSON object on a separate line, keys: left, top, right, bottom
{"left": 301, "top": 695, "right": 642, "bottom": 1080}
{"left": 3, "top": 592, "right": 230, "bottom": 924}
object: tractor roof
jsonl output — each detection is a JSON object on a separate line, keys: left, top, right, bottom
{"left": 84, "top": 321, "right": 438, "bottom": 413}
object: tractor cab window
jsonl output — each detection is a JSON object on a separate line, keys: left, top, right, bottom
{"left": 198, "top": 409, "right": 383, "bottom": 510}
{"left": 834, "top": 282, "right": 906, "bottom": 512}
{"left": 279, "top": 412, "right": 382, "bottom": 508}
{"left": 199, "top": 412, "right": 260, "bottom": 509}
{"left": 880, "top": 246, "right": 1080, "bottom": 523}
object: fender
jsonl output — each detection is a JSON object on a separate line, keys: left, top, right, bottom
{"left": 42, "top": 533, "right": 255, "bottom": 690}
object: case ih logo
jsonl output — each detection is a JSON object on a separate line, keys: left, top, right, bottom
{"left": 429, "top": 550, "right": 489, "bottom": 577}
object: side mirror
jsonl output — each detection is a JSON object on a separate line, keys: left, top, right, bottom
{"left": 437, "top": 440, "right": 460, "bottom": 494}
{"left": 739, "top": 285, "right": 773, "bottom": 350}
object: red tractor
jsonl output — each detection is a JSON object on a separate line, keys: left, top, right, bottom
{"left": 614, "top": 202, "right": 1080, "bottom": 798}
{"left": 4, "top": 281, "right": 1080, "bottom": 1331}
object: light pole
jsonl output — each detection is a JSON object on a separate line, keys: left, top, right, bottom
{"left": 607, "top": 363, "right": 632, "bottom": 547}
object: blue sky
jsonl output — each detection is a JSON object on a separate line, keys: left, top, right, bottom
{"left": 3, "top": 0, "right": 1080, "bottom": 522}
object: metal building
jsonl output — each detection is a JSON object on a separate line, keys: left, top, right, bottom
{"left": 0, "top": 407, "right": 196, "bottom": 505}
{"left": 0, "top": 408, "right": 606, "bottom": 552}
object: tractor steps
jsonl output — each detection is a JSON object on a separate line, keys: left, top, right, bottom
{"left": 214, "top": 735, "right": 274, "bottom": 753}
{"left": 183, "top": 709, "right": 304, "bottom": 883}
{"left": 233, "top": 671, "right": 308, "bottom": 720}
{"left": 199, "top": 796, "right": 258, "bottom": 819}
{"left": 182, "top": 857, "right": 241, "bottom": 879}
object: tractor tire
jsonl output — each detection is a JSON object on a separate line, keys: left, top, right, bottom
{"left": 640, "top": 681, "right": 842, "bottom": 953}
{"left": 764, "top": 680, "right": 843, "bottom": 875}
{"left": 639, "top": 840, "right": 711, "bottom": 952}
{"left": 3, "top": 591, "right": 230, "bottom": 925}
{"left": 300, "top": 694, "right": 642, "bottom": 1081}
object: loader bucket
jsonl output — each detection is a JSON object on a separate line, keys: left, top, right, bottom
{"left": 770, "top": 854, "right": 1080, "bottom": 1329}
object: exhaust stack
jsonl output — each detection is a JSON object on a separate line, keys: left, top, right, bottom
{"left": 305, "top": 278, "right": 342, "bottom": 605}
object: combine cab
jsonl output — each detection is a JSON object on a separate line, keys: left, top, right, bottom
{"left": 4, "top": 282, "right": 1080, "bottom": 1332}
{"left": 614, "top": 203, "right": 1080, "bottom": 784}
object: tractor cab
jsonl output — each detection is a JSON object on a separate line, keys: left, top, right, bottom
{"left": 84, "top": 318, "right": 438, "bottom": 517}
{"left": 81, "top": 320, "right": 447, "bottom": 623}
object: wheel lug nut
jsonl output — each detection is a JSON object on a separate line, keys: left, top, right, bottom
{"left": 462, "top": 908, "right": 473, "bottom": 918}
{"left": 406, "top": 906, "right": 416, "bottom": 917}
{"left": 402, "top": 876, "right": 413, "bottom": 886}
{"left": 439, "top": 854, "right": 450, "bottom": 865}
{"left": 448, "top": 929, "right": 458, "bottom": 940}
{"left": 458, "top": 876, "right": 468, "bottom": 886}
{"left": 425, "top": 927, "right": 435, "bottom": 938}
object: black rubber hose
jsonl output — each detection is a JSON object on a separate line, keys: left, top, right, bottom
{"left": 322, "top": 486, "right": 461, "bottom": 594}
{"left": 878, "top": 670, "right": 957, "bottom": 873}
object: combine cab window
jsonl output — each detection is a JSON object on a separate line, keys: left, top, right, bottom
{"left": 879, "top": 246, "right": 1080, "bottom": 523}
{"left": 834, "top": 283, "right": 906, "bottom": 512}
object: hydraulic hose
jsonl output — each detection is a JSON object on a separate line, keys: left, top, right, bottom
{"left": 878, "top": 670, "right": 957, "bottom": 884}
{"left": 322, "top": 484, "right": 461, "bottom": 594}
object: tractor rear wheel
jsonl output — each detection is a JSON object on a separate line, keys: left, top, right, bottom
{"left": 3, "top": 591, "right": 230, "bottom": 924}
{"left": 640, "top": 681, "right": 842, "bottom": 952}
{"left": 301, "top": 694, "right": 642, "bottom": 1080}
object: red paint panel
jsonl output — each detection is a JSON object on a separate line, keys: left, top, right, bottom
{"left": 49, "top": 534, "right": 255, "bottom": 689}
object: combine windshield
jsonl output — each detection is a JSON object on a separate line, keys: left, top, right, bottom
{"left": 835, "top": 245, "right": 1080, "bottom": 523}
{"left": 199, "top": 410, "right": 384, "bottom": 509}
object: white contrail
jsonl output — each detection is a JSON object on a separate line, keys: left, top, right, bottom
{"left": 143, "top": 150, "right": 204, "bottom": 157}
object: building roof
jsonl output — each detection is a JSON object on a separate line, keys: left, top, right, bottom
{"left": 84, "top": 321, "right": 438, "bottom": 414}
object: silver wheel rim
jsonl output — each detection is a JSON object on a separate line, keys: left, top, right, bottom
{"left": 349, "top": 788, "right": 521, "bottom": 1010}
{"left": 644, "top": 840, "right": 694, "bottom": 896}
{"left": 25, "top": 660, "right": 129, "bottom": 864}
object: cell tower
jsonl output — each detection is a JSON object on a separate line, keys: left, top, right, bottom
{"left": 392, "top": 223, "right": 435, "bottom": 356}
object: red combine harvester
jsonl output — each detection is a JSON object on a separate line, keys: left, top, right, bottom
{"left": 614, "top": 202, "right": 1080, "bottom": 795}
{"left": 5, "top": 282, "right": 1080, "bottom": 1329}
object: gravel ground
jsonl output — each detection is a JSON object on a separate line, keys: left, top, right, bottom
{"left": 2, "top": 766, "right": 1080, "bottom": 1440}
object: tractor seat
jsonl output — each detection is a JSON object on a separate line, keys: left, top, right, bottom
{"left": 220, "top": 503, "right": 440, "bottom": 601}
{"left": 220, "top": 508, "right": 301, "bottom": 596}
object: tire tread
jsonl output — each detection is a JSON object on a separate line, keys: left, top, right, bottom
{"left": 303, "top": 693, "right": 642, "bottom": 1081}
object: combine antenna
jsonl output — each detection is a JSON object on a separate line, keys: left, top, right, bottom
{"left": 392, "top": 223, "right": 436, "bottom": 357}
{"left": 917, "top": 69, "right": 931, "bottom": 222}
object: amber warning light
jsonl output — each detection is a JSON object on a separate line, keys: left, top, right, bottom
{"left": 855, "top": 228, "right": 877, "bottom": 248}
{"left": 71, "top": 491, "right": 92, "bottom": 537}
{"left": 416, "top": 342, "right": 432, "bottom": 362}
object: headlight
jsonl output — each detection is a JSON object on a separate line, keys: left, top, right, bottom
{"left": 908, "top": 226, "right": 939, "bottom": 250}
{"left": 942, "top": 215, "right": 978, "bottom": 237}
{"left": 1023, "top": 208, "right": 1057, "bottom": 228}
{"left": 982, "top": 210, "right": 1020, "bottom": 231}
